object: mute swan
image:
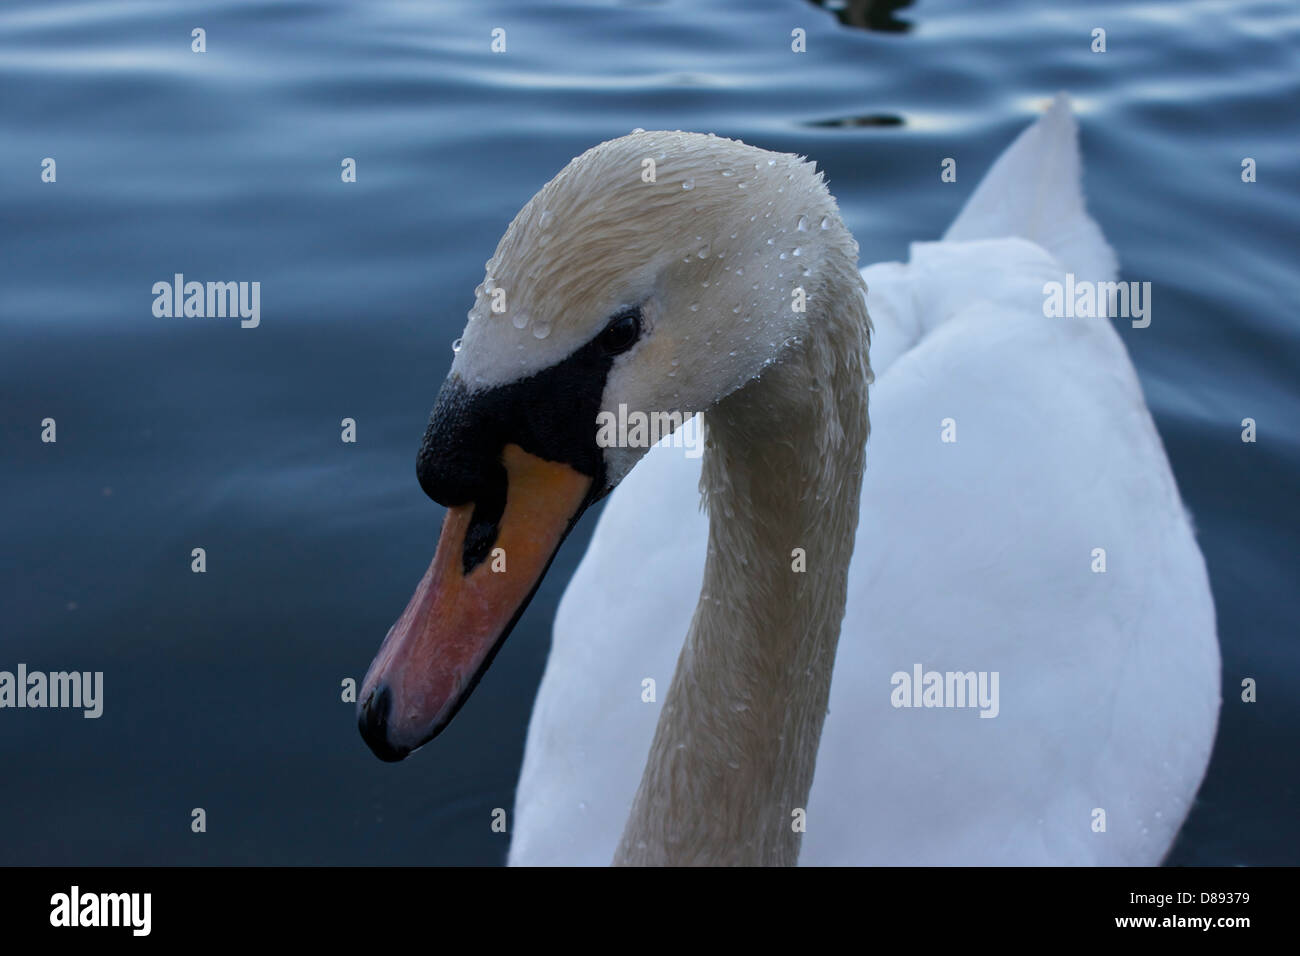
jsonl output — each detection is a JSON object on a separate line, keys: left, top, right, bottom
{"left": 358, "top": 95, "right": 1220, "bottom": 866}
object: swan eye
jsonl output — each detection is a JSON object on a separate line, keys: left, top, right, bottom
{"left": 598, "top": 309, "right": 641, "bottom": 356}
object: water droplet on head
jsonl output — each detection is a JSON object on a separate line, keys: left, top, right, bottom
{"left": 451, "top": 337, "right": 463, "bottom": 353}
{"left": 721, "top": 169, "right": 734, "bottom": 177}
{"left": 538, "top": 209, "right": 553, "bottom": 230}
{"left": 796, "top": 215, "right": 808, "bottom": 231}
{"left": 532, "top": 321, "right": 551, "bottom": 339}
{"left": 793, "top": 247, "right": 802, "bottom": 256}
{"left": 511, "top": 313, "right": 528, "bottom": 330}
{"left": 681, "top": 178, "right": 695, "bottom": 191}
{"left": 820, "top": 216, "right": 831, "bottom": 230}
{"left": 696, "top": 245, "right": 710, "bottom": 258}
{"left": 689, "top": 303, "right": 699, "bottom": 311}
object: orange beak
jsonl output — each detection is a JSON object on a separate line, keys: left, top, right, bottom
{"left": 357, "top": 444, "right": 592, "bottom": 760}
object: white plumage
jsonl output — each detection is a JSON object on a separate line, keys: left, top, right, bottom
{"left": 510, "top": 96, "right": 1220, "bottom": 865}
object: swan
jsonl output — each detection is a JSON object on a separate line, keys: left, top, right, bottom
{"left": 357, "top": 95, "right": 1220, "bottom": 866}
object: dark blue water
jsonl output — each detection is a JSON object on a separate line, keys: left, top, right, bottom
{"left": 2, "top": 0, "right": 1296, "bottom": 865}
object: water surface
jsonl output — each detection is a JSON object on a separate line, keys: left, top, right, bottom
{"left": 1, "top": 0, "right": 1297, "bottom": 864}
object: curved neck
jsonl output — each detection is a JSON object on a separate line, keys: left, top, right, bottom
{"left": 614, "top": 263, "right": 871, "bottom": 865}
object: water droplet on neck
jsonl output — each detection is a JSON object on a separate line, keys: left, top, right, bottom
{"left": 796, "top": 215, "right": 808, "bottom": 231}
{"left": 511, "top": 313, "right": 528, "bottom": 330}
{"left": 721, "top": 169, "right": 734, "bottom": 177}
{"left": 820, "top": 216, "right": 831, "bottom": 230}
{"left": 689, "top": 303, "right": 700, "bottom": 311}
{"left": 532, "top": 321, "right": 551, "bottom": 339}
{"left": 451, "top": 337, "right": 463, "bottom": 353}
{"left": 538, "top": 209, "right": 553, "bottom": 230}
{"left": 793, "top": 247, "right": 802, "bottom": 256}
{"left": 681, "top": 178, "right": 695, "bottom": 191}
{"left": 696, "top": 244, "right": 710, "bottom": 258}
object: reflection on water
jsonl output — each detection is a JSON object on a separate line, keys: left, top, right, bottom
{"left": 805, "top": 112, "right": 905, "bottom": 127}
{"left": 1, "top": 0, "right": 1297, "bottom": 866}
{"left": 809, "top": 0, "right": 915, "bottom": 33}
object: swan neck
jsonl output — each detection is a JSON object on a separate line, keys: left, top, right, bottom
{"left": 614, "top": 264, "right": 870, "bottom": 866}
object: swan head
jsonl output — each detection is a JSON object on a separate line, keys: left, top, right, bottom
{"left": 358, "top": 130, "right": 862, "bottom": 761}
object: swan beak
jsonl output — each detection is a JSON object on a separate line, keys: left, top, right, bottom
{"left": 357, "top": 444, "right": 592, "bottom": 761}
